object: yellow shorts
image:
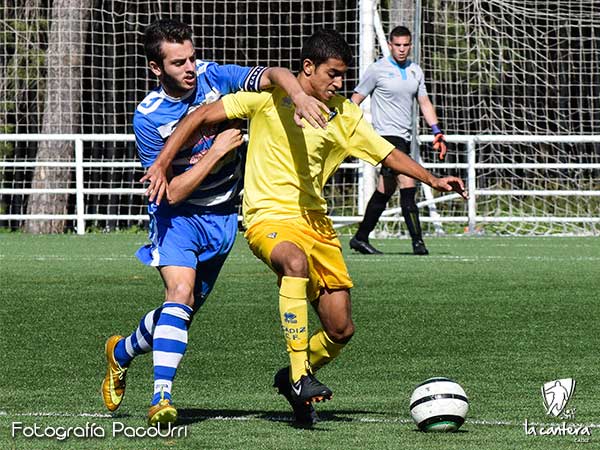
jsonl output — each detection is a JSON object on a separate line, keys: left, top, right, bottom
{"left": 245, "top": 214, "right": 353, "bottom": 301}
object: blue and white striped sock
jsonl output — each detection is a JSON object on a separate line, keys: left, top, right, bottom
{"left": 114, "top": 307, "right": 162, "bottom": 367}
{"left": 152, "top": 302, "right": 193, "bottom": 405}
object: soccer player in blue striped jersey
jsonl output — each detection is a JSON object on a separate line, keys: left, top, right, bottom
{"left": 101, "top": 18, "right": 329, "bottom": 426}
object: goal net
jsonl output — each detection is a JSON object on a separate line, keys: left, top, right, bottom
{"left": 378, "top": 0, "right": 600, "bottom": 237}
{"left": 0, "top": 0, "right": 598, "bottom": 235}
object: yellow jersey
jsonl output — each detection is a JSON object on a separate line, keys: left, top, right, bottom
{"left": 222, "top": 87, "right": 395, "bottom": 228}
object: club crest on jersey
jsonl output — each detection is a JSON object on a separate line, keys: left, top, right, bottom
{"left": 283, "top": 312, "right": 297, "bottom": 324}
{"left": 267, "top": 232, "right": 277, "bottom": 239}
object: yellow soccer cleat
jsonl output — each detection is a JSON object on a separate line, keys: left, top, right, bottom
{"left": 148, "top": 397, "right": 177, "bottom": 427}
{"left": 101, "top": 335, "right": 128, "bottom": 412}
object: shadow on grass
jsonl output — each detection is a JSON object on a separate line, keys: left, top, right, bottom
{"left": 348, "top": 250, "right": 453, "bottom": 256}
{"left": 177, "top": 407, "right": 384, "bottom": 429}
{"left": 376, "top": 251, "right": 416, "bottom": 256}
{"left": 375, "top": 251, "right": 453, "bottom": 256}
{"left": 410, "top": 429, "right": 469, "bottom": 434}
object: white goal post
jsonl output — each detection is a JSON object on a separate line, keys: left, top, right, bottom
{"left": 1, "top": 1, "right": 599, "bottom": 235}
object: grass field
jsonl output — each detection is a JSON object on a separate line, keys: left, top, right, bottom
{"left": 1, "top": 233, "right": 599, "bottom": 449}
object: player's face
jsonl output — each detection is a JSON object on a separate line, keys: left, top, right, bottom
{"left": 304, "top": 57, "right": 348, "bottom": 102}
{"left": 150, "top": 40, "right": 196, "bottom": 98}
{"left": 388, "top": 35, "right": 412, "bottom": 64}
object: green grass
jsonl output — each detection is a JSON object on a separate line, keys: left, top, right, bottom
{"left": 1, "top": 233, "right": 599, "bottom": 449}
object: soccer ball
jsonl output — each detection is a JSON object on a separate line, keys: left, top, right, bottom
{"left": 409, "top": 377, "right": 469, "bottom": 432}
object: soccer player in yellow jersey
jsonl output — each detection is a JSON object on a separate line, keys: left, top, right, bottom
{"left": 151, "top": 29, "right": 467, "bottom": 425}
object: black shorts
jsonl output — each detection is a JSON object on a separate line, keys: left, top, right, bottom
{"left": 381, "top": 136, "right": 410, "bottom": 178}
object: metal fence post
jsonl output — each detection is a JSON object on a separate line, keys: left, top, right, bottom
{"left": 358, "top": 0, "right": 377, "bottom": 215}
{"left": 75, "top": 138, "right": 85, "bottom": 235}
{"left": 467, "top": 139, "right": 476, "bottom": 233}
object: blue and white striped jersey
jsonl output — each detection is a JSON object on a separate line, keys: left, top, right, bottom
{"left": 133, "top": 60, "right": 266, "bottom": 212}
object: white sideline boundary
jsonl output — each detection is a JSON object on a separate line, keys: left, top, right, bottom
{"left": 3, "top": 254, "right": 600, "bottom": 263}
{"left": 2, "top": 410, "right": 600, "bottom": 429}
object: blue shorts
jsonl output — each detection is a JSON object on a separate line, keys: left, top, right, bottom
{"left": 136, "top": 205, "right": 238, "bottom": 301}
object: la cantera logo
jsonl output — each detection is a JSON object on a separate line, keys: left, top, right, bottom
{"left": 542, "top": 378, "right": 575, "bottom": 417}
{"left": 524, "top": 378, "right": 591, "bottom": 440}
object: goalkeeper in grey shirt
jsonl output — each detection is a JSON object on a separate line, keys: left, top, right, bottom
{"left": 349, "top": 25, "right": 447, "bottom": 255}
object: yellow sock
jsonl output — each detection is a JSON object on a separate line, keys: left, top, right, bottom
{"left": 279, "top": 276, "right": 309, "bottom": 382}
{"left": 309, "top": 328, "right": 346, "bottom": 371}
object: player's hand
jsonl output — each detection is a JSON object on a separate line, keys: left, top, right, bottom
{"left": 433, "top": 133, "right": 447, "bottom": 160}
{"left": 140, "top": 162, "right": 168, "bottom": 205}
{"left": 431, "top": 176, "right": 468, "bottom": 200}
{"left": 211, "top": 127, "right": 244, "bottom": 156}
{"left": 291, "top": 92, "right": 330, "bottom": 129}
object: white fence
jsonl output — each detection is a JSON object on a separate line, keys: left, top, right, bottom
{"left": 1, "top": 134, "right": 599, "bottom": 235}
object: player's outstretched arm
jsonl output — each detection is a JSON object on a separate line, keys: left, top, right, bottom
{"left": 166, "top": 126, "right": 243, "bottom": 205}
{"left": 382, "top": 148, "right": 467, "bottom": 199}
{"left": 260, "top": 67, "right": 329, "bottom": 129}
{"left": 140, "top": 101, "right": 229, "bottom": 204}
{"left": 418, "top": 95, "right": 447, "bottom": 160}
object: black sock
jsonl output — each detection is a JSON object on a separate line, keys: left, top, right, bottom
{"left": 356, "top": 190, "right": 393, "bottom": 241}
{"left": 400, "top": 187, "right": 423, "bottom": 242}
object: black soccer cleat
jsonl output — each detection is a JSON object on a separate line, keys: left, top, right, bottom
{"left": 412, "top": 239, "right": 429, "bottom": 255}
{"left": 290, "top": 373, "right": 333, "bottom": 405}
{"left": 349, "top": 236, "right": 383, "bottom": 255}
{"left": 273, "top": 367, "right": 319, "bottom": 426}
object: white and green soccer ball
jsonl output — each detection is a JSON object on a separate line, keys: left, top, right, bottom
{"left": 409, "top": 377, "right": 469, "bottom": 432}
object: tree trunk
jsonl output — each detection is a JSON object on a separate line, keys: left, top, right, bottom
{"left": 1, "top": 0, "right": 45, "bottom": 229}
{"left": 24, "top": 0, "right": 91, "bottom": 233}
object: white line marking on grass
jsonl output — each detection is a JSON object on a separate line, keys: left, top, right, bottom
{"left": 469, "top": 418, "right": 515, "bottom": 426}
{"left": 0, "top": 255, "right": 133, "bottom": 261}
{"left": 391, "top": 255, "right": 600, "bottom": 262}
{"left": 5, "top": 411, "right": 600, "bottom": 429}
{"left": 3, "top": 411, "right": 408, "bottom": 424}
{"left": 196, "top": 416, "right": 253, "bottom": 421}
{"left": 5, "top": 412, "right": 113, "bottom": 418}
{"left": 350, "top": 255, "right": 600, "bottom": 261}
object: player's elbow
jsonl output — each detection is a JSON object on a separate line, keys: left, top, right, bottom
{"left": 192, "top": 100, "right": 227, "bottom": 127}
{"left": 165, "top": 187, "right": 184, "bottom": 206}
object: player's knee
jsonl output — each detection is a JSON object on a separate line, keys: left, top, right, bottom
{"left": 275, "top": 249, "right": 308, "bottom": 277}
{"left": 271, "top": 242, "right": 308, "bottom": 277}
{"left": 166, "top": 281, "right": 195, "bottom": 306}
{"left": 284, "top": 255, "right": 308, "bottom": 277}
{"left": 373, "top": 187, "right": 394, "bottom": 205}
{"left": 400, "top": 187, "right": 418, "bottom": 210}
{"left": 326, "top": 321, "right": 355, "bottom": 343}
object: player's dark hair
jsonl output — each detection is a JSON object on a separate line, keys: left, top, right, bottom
{"left": 144, "top": 19, "right": 193, "bottom": 66}
{"left": 389, "top": 25, "right": 412, "bottom": 42}
{"left": 301, "top": 29, "right": 353, "bottom": 68}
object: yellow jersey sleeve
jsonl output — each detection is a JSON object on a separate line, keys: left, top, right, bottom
{"left": 220, "top": 90, "right": 396, "bottom": 229}
{"left": 221, "top": 90, "right": 271, "bottom": 120}
{"left": 345, "top": 105, "right": 395, "bottom": 165}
